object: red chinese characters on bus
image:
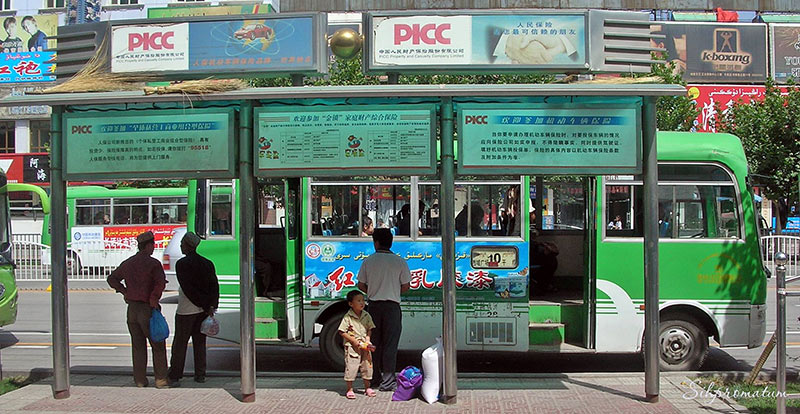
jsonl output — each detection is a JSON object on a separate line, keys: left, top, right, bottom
{"left": 326, "top": 266, "right": 356, "bottom": 292}
{"left": 409, "top": 269, "right": 490, "bottom": 290}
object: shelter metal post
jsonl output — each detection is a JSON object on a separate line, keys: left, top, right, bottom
{"left": 440, "top": 97, "right": 457, "bottom": 404}
{"left": 238, "top": 101, "right": 256, "bottom": 402}
{"left": 642, "top": 97, "right": 660, "bottom": 401}
{"left": 50, "top": 106, "right": 70, "bottom": 399}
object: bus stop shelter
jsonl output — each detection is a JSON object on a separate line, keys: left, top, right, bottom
{"left": 1, "top": 82, "right": 684, "bottom": 403}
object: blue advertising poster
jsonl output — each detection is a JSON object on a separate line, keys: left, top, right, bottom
{"left": 188, "top": 17, "right": 314, "bottom": 72}
{"left": 304, "top": 241, "right": 529, "bottom": 303}
{"left": 0, "top": 51, "right": 55, "bottom": 83}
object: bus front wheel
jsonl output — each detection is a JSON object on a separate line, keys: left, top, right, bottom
{"left": 319, "top": 311, "right": 346, "bottom": 372}
{"left": 658, "top": 317, "right": 708, "bottom": 371}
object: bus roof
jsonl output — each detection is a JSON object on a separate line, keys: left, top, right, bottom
{"left": 64, "top": 185, "right": 188, "bottom": 198}
{"left": 656, "top": 132, "right": 748, "bottom": 178}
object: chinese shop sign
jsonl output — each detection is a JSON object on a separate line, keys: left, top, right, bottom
{"left": 255, "top": 105, "right": 436, "bottom": 177}
{"left": 63, "top": 109, "right": 236, "bottom": 180}
{"left": 770, "top": 24, "right": 800, "bottom": 84}
{"left": 458, "top": 104, "right": 641, "bottom": 175}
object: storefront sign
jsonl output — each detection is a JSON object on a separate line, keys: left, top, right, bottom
{"left": 0, "top": 152, "right": 48, "bottom": 185}
{"left": 770, "top": 24, "right": 800, "bottom": 83}
{"left": 458, "top": 104, "right": 641, "bottom": 175}
{"left": 63, "top": 109, "right": 236, "bottom": 180}
{"left": 255, "top": 105, "right": 436, "bottom": 177}
{"left": 367, "top": 12, "right": 587, "bottom": 72}
{"left": 0, "top": 14, "right": 57, "bottom": 83}
{"left": 0, "top": 85, "right": 51, "bottom": 118}
{"left": 651, "top": 22, "right": 767, "bottom": 83}
{"left": 110, "top": 14, "right": 325, "bottom": 77}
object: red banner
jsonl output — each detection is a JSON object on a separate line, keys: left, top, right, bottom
{"left": 103, "top": 224, "right": 181, "bottom": 248}
{"left": 687, "top": 84, "right": 791, "bottom": 133}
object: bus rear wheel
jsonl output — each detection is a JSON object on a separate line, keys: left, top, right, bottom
{"left": 319, "top": 311, "right": 346, "bottom": 372}
{"left": 658, "top": 317, "right": 708, "bottom": 371}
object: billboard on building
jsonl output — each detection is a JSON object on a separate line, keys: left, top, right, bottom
{"left": 0, "top": 153, "right": 49, "bottom": 185}
{"left": 770, "top": 24, "right": 800, "bottom": 84}
{"left": 110, "top": 14, "right": 326, "bottom": 78}
{"left": 0, "top": 14, "right": 57, "bottom": 84}
{"left": 686, "top": 84, "right": 790, "bottom": 132}
{"left": 651, "top": 22, "right": 767, "bottom": 83}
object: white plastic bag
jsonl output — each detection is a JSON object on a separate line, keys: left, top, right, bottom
{"left": 200, "top": 315, "right": 219, "bottom": 337}
{"left": 421, "top": 337, "right": 443, "bottom": 404}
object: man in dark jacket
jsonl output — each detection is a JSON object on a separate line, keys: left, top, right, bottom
{"left": 107, "top": 231, "right": 169, "bottom": 388}
{"left": 167, "top": 232, "right": 219, "bottom": 385}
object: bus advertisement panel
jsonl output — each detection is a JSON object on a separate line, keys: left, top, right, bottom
{"left": 303, "top": 241, "right": 529, "bottom": 302}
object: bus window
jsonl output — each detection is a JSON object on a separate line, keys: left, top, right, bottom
{"left": 367, "top": 184, "right": 411, "bottom": 236}
{"left": 210, "top": 181, "right": 234, "bottom": 237}
{"left": 76, "top": 198, "right": 110, "bottom": 225}
{"left": 152, "top": 197, "right": 187, "bottom": 224}
{"left": 419, "top": 184, "right": 440, "bottom": 236}
{"left": 605, "top": 163, "right": 741, "bottom": 239}
{"left": 113, "top": 197, "right": 148, "bottom": 225}
{"left": 542, "top": 179, "right": 585, "bottom": 231}
{"left": 258, "top": 183, "right": 284, "bottom": 228}
{"left": 455, "top": 180, "right": 521, "bottom": 237}
{"left": 310, "top": 180, "right": 411, "bottom": 237}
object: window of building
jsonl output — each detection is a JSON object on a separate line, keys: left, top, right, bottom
{"left": 29, "top": 120, "right": 50, "bottom": 152}
{"left": 0, "top": 0, "right": 11, "bottom": 11}
{"left": 604, "top": 163, "right": 741, "bottom": 239}
{"left": 45, "top": 0, "right": 65, "bottom": 7}
{"left": 0, "top": 121, "right": 14, "bottom": 153}
{"left": 109, "top": 0, "right": 137, "bottom": 5}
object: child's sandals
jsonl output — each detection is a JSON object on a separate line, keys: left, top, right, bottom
{"left": 365, "top": 388, "right": 377, "bottom": 397}
{"left": 346, "top": 390, "right": 357, "bottom": 399}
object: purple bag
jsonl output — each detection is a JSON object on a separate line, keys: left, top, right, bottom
{"left": 391, "top": 366, "right": 423, "bottom": 401}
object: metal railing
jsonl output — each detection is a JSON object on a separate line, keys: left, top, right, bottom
{"left": 11, "top": 234, "right": 169, "bottom": 281}
{"left": 762, "top": 235, "right": 800, "bottom": 279}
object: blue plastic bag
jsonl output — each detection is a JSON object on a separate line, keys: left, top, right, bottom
{"left": 149, "top": 309, "right": 169, "bottom": 343}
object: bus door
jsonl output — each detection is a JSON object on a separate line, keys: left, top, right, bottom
{"left": 255, "top": 179, "right": 302, "bottom": 341}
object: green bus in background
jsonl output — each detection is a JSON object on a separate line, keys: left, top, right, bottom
{"left": 40, "top": 186, "right": 188, "bottom": 276}
{"left": 189, "top": 132, "right": 766, "bottom": 371}
{"left": 0, "top": 169, "right": 51, "bottom": 326}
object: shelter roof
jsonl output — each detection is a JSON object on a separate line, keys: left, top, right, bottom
{"left": 0, "top": 83, "right": 686, "bottom": 107}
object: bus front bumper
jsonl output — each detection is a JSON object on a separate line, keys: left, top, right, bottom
{"left": 749, "top": 304, "right": 767, "bottom": 349}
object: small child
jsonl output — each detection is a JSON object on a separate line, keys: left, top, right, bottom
{"left": 338, "top": 289, "right": 377, "bottom": 399}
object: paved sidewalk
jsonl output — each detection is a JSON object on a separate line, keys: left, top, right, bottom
{"left": 0, "top": 373, "right": 748, "bottom": 413}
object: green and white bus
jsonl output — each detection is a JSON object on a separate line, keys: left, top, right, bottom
{"left": 40, "top": 186, "right": 188, "bottom": 274}
{"left": 192, "top": 132, "right": 766, "bottom": 371}
{"left": 0, "top": 169, "right": 51, "bottom": 326}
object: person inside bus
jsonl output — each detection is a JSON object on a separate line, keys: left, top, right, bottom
{"left": 361, "top": 215, "right": 374, "bottom": 237}
{"left": 395, "top": 204, "right": 411, "bottom": 236}
{"left": 116, "top": 211, "right": 130, "bottom": 225}
{"left": 607, "top": 215, "right": 623, "bottom": 230}
{"left": 499, "top": 207, "right": 509, "bottom": 235}
{"left": 455, "top": 202, "right": 487, "bottom": 236}
{"left": 504, "top": 185, "right": 521, "bottom": 236}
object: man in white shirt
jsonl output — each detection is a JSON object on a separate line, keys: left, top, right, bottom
{"left": 357, "top": 228, "right": 411, "bottom": 392}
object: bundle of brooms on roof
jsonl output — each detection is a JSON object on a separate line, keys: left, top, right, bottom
{"left": 41, "top": 40, "right": 247, "bottom": 95}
